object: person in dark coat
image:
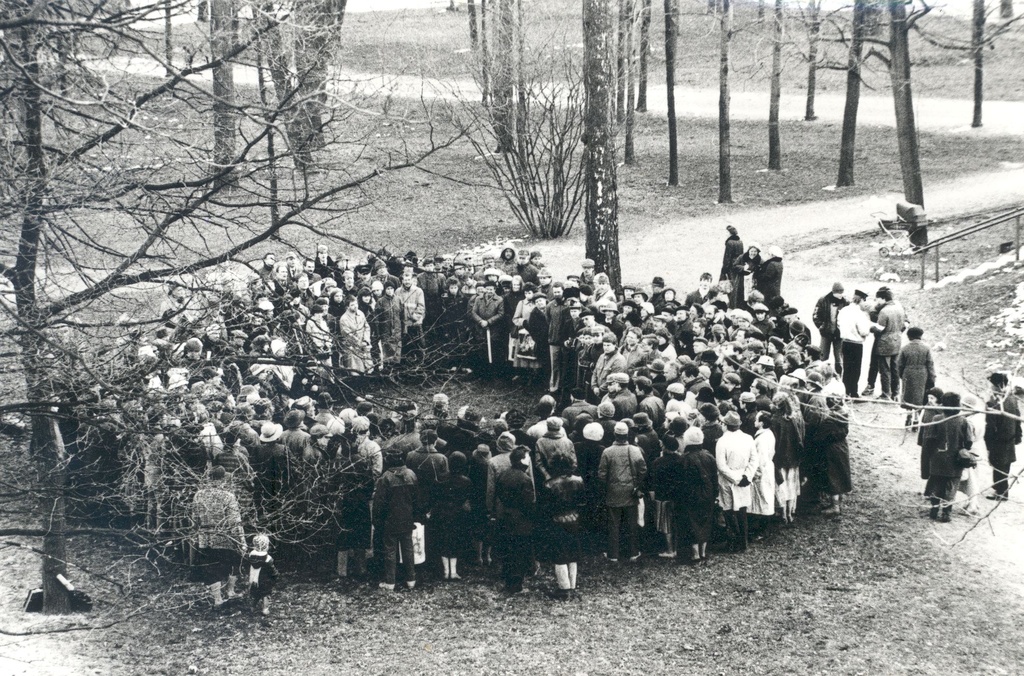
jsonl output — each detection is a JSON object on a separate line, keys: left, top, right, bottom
{"left": 754, "top": 246, "right": 784, "bottom": 306}
{"left": 897, "top": 326, "right": 936, "bottom": 417}
{"left": 468, "top": 443, "right": 493, "bottom": 566}
{"left": 373, "top": 449, "right": 419, "bottom": 590}
{"left": 674, "top": 428, "right": 719, "bottom": 564}
{"left": 651, "top": 436, "right": 685, "bottom": 558}
{"left": 432, "top": 452, "right": 473, "bottom": 579}
{"left": 575, "top": 422, "right": 607, "bottom": 553}
{"left": 917, "top": 387, "right": 945, "bottom": 488}
{"left": 536, "top": 453, "right": 585, "bottom": 600}
{"left": 818, "top": 397, "right": 853, "bottom": 516}
{"left": 329, "top": 436, "right": 376, "bottom": 578}
{"left": 925, "top": 392, "right": 974, "bottom": 522}
{"left": 494, "top": 447, "right": 536, "bottom": 593}
{"left": 984, "top": 372, "right": 1022, "bottom": 501}
{"left": 720, "top": 225, "right": 744, "bottom": 282}
{"left": 729, "top": 243, "right": 762, "bottom": 309}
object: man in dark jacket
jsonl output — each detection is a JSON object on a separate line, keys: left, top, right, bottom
{"left": 985, "top": 372, "right": 1022, "bottom": 501}
{"left": 813, "top": 282, "right": 849, "bottom": 376}
{"left": 755, "top": 246, "right": 784, "bottom": 306}
{"left": 373, "top": 449, "right": 419, "bottom": 590}
{"left": 721, "top": 225, "right": 744, "bottom": 282}
{"left": 495, "top": 447, "right": 536, "bottom": 593}
{"left": 544, "top": 282, "right": 574, "bottom": 393}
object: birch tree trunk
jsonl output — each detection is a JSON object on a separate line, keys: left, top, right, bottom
{"left": 804, "top": 0, "right": 820, "bottom": 121}
{"left": 636, "top": 0, "right": 651, "bottom": 112}
{"left": 718, "top": 0, "right": 733, "bottom": 203}
{"left": 584, "top": 0, "right": 622, "bottom": 288}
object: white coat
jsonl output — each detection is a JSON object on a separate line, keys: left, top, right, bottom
{"left": 750, "top": 428, "right": 777, "bottom": 516}
{"left": 716, "top": 429, "right": 758, "bottom": 511}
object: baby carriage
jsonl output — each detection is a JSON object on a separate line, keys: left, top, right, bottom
{"left": 875, "top": 202, "right": 929, "bottom": 258}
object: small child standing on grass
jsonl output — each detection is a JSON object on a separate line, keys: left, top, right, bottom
{"left": 246, "top": 534, "right": 278, "bottom": 616}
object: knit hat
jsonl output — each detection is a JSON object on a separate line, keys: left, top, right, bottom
{"left": 497, "top": 431, "right": 516, "bottom": 453}
{"left": 597, "top": 401, "right": 616, "bottom": 418}
{"left": 583, "top": 422, "right": 604, "bottom": 442}
{"left": 607, "top": 372, "right": 630, "bottom": 385}
{"left": 546, "top": 416, "right": 564, "bottom": 432}
{"left": 682, "top": 427, "right": 705, "bottom": 447}
{"left": 283, "top": 409, "right": 305, "bottom": 430}
{"left": 613, "top": 421, "right": 629, "bottom": 435}
{"left": 632, "top": 412, "right": 651, "bottom": 427}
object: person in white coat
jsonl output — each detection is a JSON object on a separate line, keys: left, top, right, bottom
{"left": 716, "top": 410, "right": 758, "bottom": 552}
{"left": 750, "top": 411, "right": 777, "bottom": 538}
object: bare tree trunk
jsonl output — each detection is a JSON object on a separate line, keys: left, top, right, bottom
{"left": 971, "top": 0, "right": 985, "bottom": 128}
{"left": 14, "top": 23, "right": 71, "bottom": 615}
{"left": 210, "top": 0, "right": 237, "bottom": 178}
{"left": 583, "top": 0, "right": 621, "bottom": 289}
{"left": 491, "top": 0, "right": 517, "bottom": 152}
{"left": 164, "top": 0, "right": 174, "bottom": 77}
{"left": 804, "top": 0, "right": 820, "bottom": 121}
{"left": 1001, "top": 0, "right": 1013, "bottom": 19}
{"left": 636, "top": 0, "right": 651, "bottom": 112}
{"left": 836, "top": 0, "right": 865, "bottom": 187}
{"left": 616, "top": 0, "right": 628, "bottom": 124}
{"left": 888, "top": 0, "right": 924, "bottom": 207}
{"left": 718, "top": 0, "right": 733, "bottom": 203}
{"left": 515, "top": 0, "right": 528, "bottom": 151}
{"left": 481, "top": 0, "right": 491, "bottom": 104}
{"left": 758, "top": 0, "right": 765, "bottom": 19}
{"left": 768, "top": 0, "right": 783, "bottom": 170}
{"left": 468, "top": 0, "right": 479, "bottom": 49}
{"left": 291, "top": 0, "right": 348, "bottom": 169}
{"left": 624, "top": 0, "right": 637, "bottom": 164}
{"left": 664, "top": 0, "right": 678, "bottom": 185}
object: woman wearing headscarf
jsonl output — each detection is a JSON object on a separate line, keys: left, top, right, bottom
{"left": 537, "top": 453, "right": 585, "bottom": 600}
{"left": 925, "top": 391, "right": 975, "bottom": 523}
{"left": 917, "top": 387, "right": 945, "bottom": 490}
{"left": 433, "top": 451, "right": 474, "bottom": 580}
{"left": 771, "top": 392, "right": 804, "bottom": 525}
{"left": 818, "top": 396, "right": 853, "bottom": 517}
{"left": 728, "top": 243, "right": 762, "bottom": 309}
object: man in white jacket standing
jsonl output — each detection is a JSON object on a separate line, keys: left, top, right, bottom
{"left": 716, "top": 411, "right": 758, "bottom": 552}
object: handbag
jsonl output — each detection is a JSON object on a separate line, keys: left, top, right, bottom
{"left": 515, "top": 330, "right": 537, "bottom": 361}
{"left": 399, "top": 522, "right": 427, "bottom": 565}
{"left": 627, "top": 447, "right": 644, "bottom": 501}
{"left": 955, "top": 448, "right": 978, "bottom": 469}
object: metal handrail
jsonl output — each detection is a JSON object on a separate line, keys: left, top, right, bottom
{"left": 916, "top": 204, "right": 1024, "bottom": 288}
{"left": 915, "top": 205, "right": 1024, "bottom": 254}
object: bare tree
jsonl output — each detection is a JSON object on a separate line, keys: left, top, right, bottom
{"left": 888, "top": 0, "right": 926, "bottom": 207}
{"left": 491, "top": 0, "right": 517, "bottom": 152}
{"left": 0, "top": 0, "right": 457, "bottom": 613}
{"left": 481, "top": 0, "right": 491, "bottom": 104}
{"left": 583, "top": 0, "right": 622, "bottom": 288}
{"left": 636, "top": 0, "right": 652, "bottom": 112}
{"left": 616, "top": 0, "right": 629, "bottom": 124}
{"left": 210, "top": 0, "right": 237, "bottom": 182}
{"left": 624, "top": 0, "right": 637, "bottom": 165}
{"left": 836, "top": 0, "right": 867, "bottom": 188}
{"left": 719, "top": 0, "right": 733, "bottom": 204}
{"left": 767, "top": 0, "right": 783, "bottom": 170}
{"left": 468, "top": 0, "right": 480, "bottom": 49}
{"left": 972, "top": 0, "right": 985, "bottom": 128}
{"left": 1001, "top": 0, "right": 1014, "bottom": 19}
{"left": 664, "top": 0, "right": 679, "bottom": 185}
{"left": 804, "top": 0, "right": 821, "bottom": 121}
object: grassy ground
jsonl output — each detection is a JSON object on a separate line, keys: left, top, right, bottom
{"left": 157, "top": 0, "right": 1024, "bottom": 102}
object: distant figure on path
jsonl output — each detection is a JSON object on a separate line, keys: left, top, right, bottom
{"left": 720, "top": 225, "right": 744, "bottom": 282}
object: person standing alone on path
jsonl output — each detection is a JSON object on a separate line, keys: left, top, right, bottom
{"left": 984, "top": 372, "right": 1021, "bottom": 501}
{"left": 721, "top": 225, "right": 744, "bottom": 283}
{"left": 836, "top": 289, "right": 877, "bottom": 398}
{"left": 813, "top": 282, "right": 848, "bottom": 376}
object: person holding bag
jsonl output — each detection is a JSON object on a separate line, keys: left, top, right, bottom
{"left": 597, "top": 422, "right": 647, "bottom": 563}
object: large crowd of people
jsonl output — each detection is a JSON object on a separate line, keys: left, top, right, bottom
{"left": 90, "top": 227, "right": 1020, "bottom": 612}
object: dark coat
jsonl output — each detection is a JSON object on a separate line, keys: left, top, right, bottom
{"left": 372, "top": 466, "right": 418, "bottom": 536}
{"left": 755, "top": 257, "right": 783, "bottom": 303}
{"left": 897, "top": 340, "right": 935, "bottom": 407}
{"left": 495, "top": 467, "right": 535, "bottom": 536}
{"left": 721, "top": 235, "right": 745, "bottom": 281}
{"left": 985, "top": 394, "right": 1022, "bottom": 466}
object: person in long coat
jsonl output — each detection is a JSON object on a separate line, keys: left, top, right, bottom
{"left": 536, "top": 453, "right": 585, "bottom": 600}
{"left": 329, "top": 436, "right": 376, "bottom": 578}
{"left": 370, "top": 281, "right": 403, "bottom": 366}
{"left": 818, "top": 397, "right": 853, "bottom": 516}
{"left": 373, "top": 449, "right": 419, "bottom": 590}
{"left": 720, "top": 225, "right": 744, "bottom": 282}
{"left": 897, "top": 326, "right": 936, "bottom": 416}
{"left": 925, "top": 391, "right": 974, "bottom": 522}
{"left": 754, "top": 247, "right": 784, "bottom": 306}
{"left": 651, "top": 436, "right": 685, "bottom": 558}
{"left": 917, "top": 387, "right": 945, "bottom": 487}
{"left": 749, "top": 412, "right": 777, "bottom": 535}
{"left": 192, "top": 466, "right": 246, "bottom": 606}
{"left": 728, "top": 244, "right": 762, "bottom": 309}
{"left": 771, "top": 393, "right": 804, "bottom": 525}
{"left": 715, "top": 411, "right": 758, "bottom": 552}
{"left": 432, "top": 451, "right": 473, "bottom": 580}
{"left": 337, "top": 296, "right": 372, "bottom": 374}
{"left": 984, "top": 372, "right": 1022, "bottom": 501}
{"left": 494, "top": 447, "right": 536, "bottom": 593}
{"left": 675, "top": 427, "right": 718, "bottom": 564}
{"left": 468, "top": 443, "right": 493, "bottom": 566}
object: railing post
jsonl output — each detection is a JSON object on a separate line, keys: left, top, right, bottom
{"left": 1016, "top": 215, "right": 1021, "bottom": 261}
{"left": 920, "top": 249, "right": 926, "bottom": 289}
{"left": 935, "top": 244, "right": 941, "bottom": 282}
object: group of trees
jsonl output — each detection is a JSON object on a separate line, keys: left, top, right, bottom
{"left": 0, "top": 0, "right": 456, "bottom": 613}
